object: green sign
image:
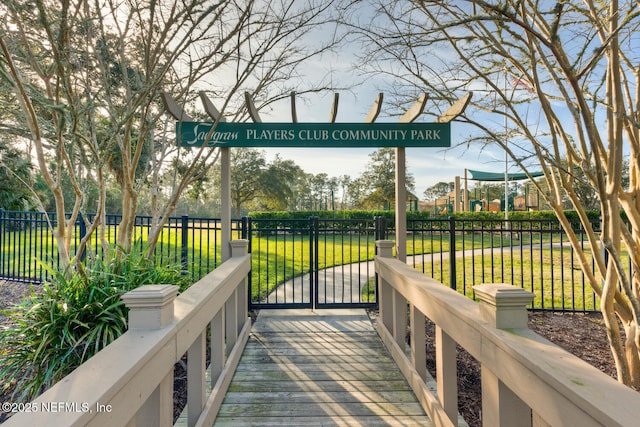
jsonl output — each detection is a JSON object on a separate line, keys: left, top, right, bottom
{"left": 176, "top": 122, "right": 450, "bottom": 148}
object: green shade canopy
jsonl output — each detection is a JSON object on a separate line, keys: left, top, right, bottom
{"left": 467, "top": 169, "right": 544, "bottom": 181}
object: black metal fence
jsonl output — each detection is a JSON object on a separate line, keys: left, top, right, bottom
{"left": 407, "top": 217, "right": 605, "bottom": 312}
{"left": 0, "top": 210, "right": 607, "bottom": 312}
{"left": 0, "top": 210, "right": 243, "bottom": 283}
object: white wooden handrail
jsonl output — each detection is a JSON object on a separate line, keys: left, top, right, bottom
{"left": 374, "top": 240, "right": 640, "bottom": 427}
{"left": 4, "top": 240, "right": 251, "bottom": 427}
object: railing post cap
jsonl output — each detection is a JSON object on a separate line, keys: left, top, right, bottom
{"left": 230, "top": 239, "right": 249, "bottom": 247}
{"left": 473, "top": 283, "right": 534, "bottom": 329}
{"left": 122, "top": 284, "right": 179, "bottom": 329}
{"left": 376, "top": 240, "right": 395, "bottom": 248}
{"left": 122, "top": 284, "right": 178, "bottom": 307}
{"left": 230, "top": 239, "right": 249, "bottom": 257}
{"left": 474, "top": 283, "right": 534, "bottom": 304}
{"left": 376, "top": 240, "right": 395, "bottom": 258}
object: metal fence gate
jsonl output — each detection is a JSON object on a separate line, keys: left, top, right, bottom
{"left": 246, "top": 217, "right": 386, "bottom": 310}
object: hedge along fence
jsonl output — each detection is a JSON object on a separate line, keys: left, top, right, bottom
{"left": 244, "top": 206, "right": 561, "bottom": 232}
{"left": 247, "top": 209, "right": 399, "bottom": 233}
{"left": 248, "top": 210, "right": 604, "bottom": 225}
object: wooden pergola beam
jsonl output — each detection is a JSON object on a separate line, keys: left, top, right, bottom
{"left": 199, "top": 91, "right": 226, "bottom": 122}
{"left": 437, "top": 92, "right": 473, "bottom": 123}
{"left": 364, "top": 93, "right": 384, "bottom": 123}
{"left": 399, "top": 93, "right": 428, "bottom": 123}
{"left": 329, "top": 93, "right": 339, "bottom": 123}
{"left": 161, "top": 92, "right": 193, "bottom": 121}
{"left": 245, "top": 92, "right": 262, "bottom": 123}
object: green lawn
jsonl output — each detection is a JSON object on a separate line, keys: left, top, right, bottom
{"left": 417, "top": 246, "right": 603, "bottom": 311}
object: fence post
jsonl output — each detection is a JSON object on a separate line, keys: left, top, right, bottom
{"left": 374, "top": 216, "right": 379, "bottom": 241}
{"left": 241, "top": 217, "right": 252, "bottom": 308}
{"left": 122, "top": 284, "right": 178, "bottom": 427}
{"left": 78, "top": 212, "right": 87, "bottom": 262}
{"left": 181, "top": 215, "right": 189, "bottom": 275}
{"left": 474, "top": 283, "right": 534, "bottom": 427}
{"left": 310, "top": 216, "right": 319, "bottom": 309}
{"left": 448, "top": 216, "right": 456, "bottom": 290}
{"left": 374, "top": 215, "right": 387, "bottom": 241}
{"left": 241, "top": 216, "right": 249, "bottom": 240}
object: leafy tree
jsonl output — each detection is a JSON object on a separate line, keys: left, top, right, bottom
{"left": 310, "top": 173, "right": 331, "bottom": 210}
{"left": 344, "top": 177, "right": 368, "bottom": 209}
{"left": 258, "top": 155, "right": 305, "bottom": 211}
{"left": 336, "top": 175, "right": 353, "bottom": 209}
{"left": 0, "top": 0, "right": 346, "bottom": 270}
{"left": 228, "top": 148, "right": 266, "bottom": 216}
{"left": 0, "top": 143, "right": 36, "bottom": 210}
{"left": 352, "top": 1, "right": 640, "bottom": 386}
{"left": 423, "top": 181, "right": 454, "bottom": 202}
{"left": 288, "top": 173, "right": 315, "bottom": 210}
{"left": 360, "top": 148, "right": 415, "bottom": 209}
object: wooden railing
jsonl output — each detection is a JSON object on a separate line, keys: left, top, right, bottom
{"left": 374, "top": 240, "right": 640, "bottom": 427}
{"left": 4, "top": 240, "right": 251, "bottom": 427}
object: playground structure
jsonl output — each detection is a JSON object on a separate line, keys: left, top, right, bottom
{"left": 421, "top": 168, "right": 544, "bottom": 215}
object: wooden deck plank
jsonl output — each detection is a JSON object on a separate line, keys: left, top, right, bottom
{"left": 220, "top": 390, "right": 422, "bottom": 404}
{"left": 227, "top": 369, "right": 411, "bottom": 382}
{"left": 217, "top": 401, "right": 427, "bottom": 417}
{"left": 213, "top": 415, "right": 431, "bottom": 426}
{"left": 242, "top": 344, "right": 387, "bottom": 356}
{"left": 226, "top": 380, "right": 415, "bottom": 393}
{"left": 212, "top": 309, "right": 432, "bottom": 426}
{"left": 239, "top": 351, "right": 394, "bottom": 363}
{"left": 234, "top": 360, "right": 399, "bottom": 370}
{"left": 246, "top": 334, "right": 386, "bottom": 346}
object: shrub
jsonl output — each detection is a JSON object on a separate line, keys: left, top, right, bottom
{"left": 0, "top": 248, "right": 189, "bottom": 402}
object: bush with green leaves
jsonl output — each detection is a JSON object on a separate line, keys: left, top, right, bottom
{"left": 0, "top": 248, "right": 190, "bottom": 402}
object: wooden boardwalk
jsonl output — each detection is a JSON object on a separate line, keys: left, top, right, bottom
{"left": 213, "top": 309, "right": 432, "bottom": 426}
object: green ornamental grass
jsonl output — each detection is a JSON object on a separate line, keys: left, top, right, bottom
{"left": 0, "top": 247, "right": 189, "bottom": 403}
